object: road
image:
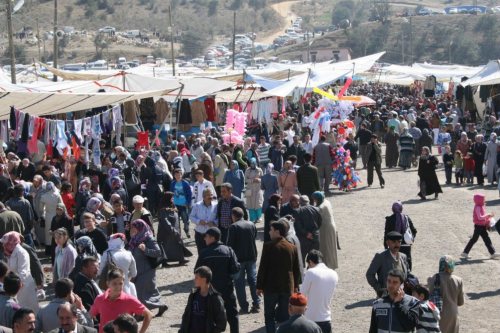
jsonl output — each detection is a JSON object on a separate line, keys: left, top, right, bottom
{"left": 257, "top": 0, "right": 299, "bottom": 44}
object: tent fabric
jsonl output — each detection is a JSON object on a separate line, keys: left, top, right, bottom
{"left": 215, "top": 89, "right": 271, "bottom": 103}
{"left": 41, "top": 63, "right": 118, "bottom": 80}
{"left": 460, "top": 60, "right": 500, "bottom": 87}
{"left": 383, "top": 63, "right": 481, "bottom": 81}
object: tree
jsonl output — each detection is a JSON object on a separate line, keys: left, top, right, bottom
{"left": 2, "top": 44, "right": 27, "bottom": 66}
{"left": 331, "top": 7, "right": 351, "bottom": 25}
{"left": 94, "top": 34, "right": 109, "bottom": 59}
{"left": 208, "top": 0, "right": 217, "bottom": 16}
{"left": 230, "top": 0, "right": 243, "bottom": 10}
{"left": 180, "top": 30, "right": 208, "bottom": 58}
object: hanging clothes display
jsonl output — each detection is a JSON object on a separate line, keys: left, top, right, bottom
{"left": 123, "top": 100, "right": 140, "bottom": 124}
{"left": 178, "top": 99, "right": 193, "bottom": 131}
{"left": 423, "top": 75, "right": 436, "bottom": 97}
{"left": 154, "top": 98, "right": 170, "bottom": 125}
{"left": 204, "top": 97, "right": 217, "bottom": 122}
{"left": 190, "top": 99, "right": 207, "bottom": 126}
{"left": 140, "top": 97, "right": 155, "bottom": 131}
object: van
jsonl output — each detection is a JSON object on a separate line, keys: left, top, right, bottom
{"left": 146, "top": 55, "right": 155, "bottom": 64}
{"left": 126, "top": 30, "right": 141, "bottom": 38}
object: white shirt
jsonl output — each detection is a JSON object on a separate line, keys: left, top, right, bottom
{"left": 192, "top": 179, "right": 216, "bottom": 203}
{"left": 303, "top": 141, "right": 313, "bottom": 155}
{"left": 300, "top": 263, "right": 338, "bottom": 322}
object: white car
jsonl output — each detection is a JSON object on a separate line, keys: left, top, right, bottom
{"left": 99, "top": 26, "right": 116, "bottom": 33}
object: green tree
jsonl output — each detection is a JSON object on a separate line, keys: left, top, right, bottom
{"left": 94, "top": 34, "right": 109, "bottom": 59}
{"left": 180, "top": 30, "right": 208, "bottom": 58}
{"left": 2, "top": 44, "right": 27, "bottom": 66}
{"left": 208, "top": 0, "right": 217, "bottom": 16}
{"left": 331, "top": 7, "right": 352, "bottom": 25}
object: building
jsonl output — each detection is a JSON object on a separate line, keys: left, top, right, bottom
{"left": 301, "top": 48, "right": 351, "bottom": 63}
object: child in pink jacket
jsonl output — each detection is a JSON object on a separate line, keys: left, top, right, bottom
{"left": 461, "top": 193, "right": 499, "bottom": 259}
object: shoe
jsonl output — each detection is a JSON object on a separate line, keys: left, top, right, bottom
{"left": 238, "top": 308, "right": 249, "bottom": 315}
{"left": 368, "top": 184, "right": 372, "bottom": 187}
{"left": 155, "top": 305, "right": 168, "bottom": 317}
{"left": 491, "top": 253, "right": 500, "bottom": 259}
{"left": 435, "top": 194, "right": 439, "bottom": 199}
{"left": 250, "top": 305, "right": 260, "bottom": 313}
{"left": 179, "top": 259, "right": 189, "bottom": 265}
{"left": 381, "top": 184, "right": 385, "bottom": 189}
{"left": 460, "top": 252, "right": 469, "bottom": 259}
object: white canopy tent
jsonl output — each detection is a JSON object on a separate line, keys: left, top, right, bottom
{"left": 382, "top": 63, "right": 481, "bottom": 81}
{"left": 460, "top": 60, "right": 500, "bottom": 86}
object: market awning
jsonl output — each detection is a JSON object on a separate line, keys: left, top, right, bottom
{"left": 215, "top": 89, "right": 272, "bottom": 103}
{"left": 460, "top": 60, "right": 500, "bottom": 86}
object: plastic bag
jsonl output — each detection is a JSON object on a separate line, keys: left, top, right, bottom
{"left": 483, "top": 163, "right": 488, "bottom": 176}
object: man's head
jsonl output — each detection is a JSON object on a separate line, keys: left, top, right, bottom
{"left": 32, "top": 175, "right": 43, "bottom": 187}
{"left": 113, "top": 200, "right": 124, "bottom": 214}
{"left": 269, "top": 220, "right": 287, "bottom": 240}
{"left": 386, "top": 231, "right": 402, "bottom": 254}
{"left": 57, "top": 303, "right": 78, "bottom": 333}
{"left": 304, "top": 134, "right": 311, "bottom": 142}
{"left": 42, "top": 165, "right": 52, "bottom": 178}
{"left": 303, "top": 153, "right": 312, "bottom": 164}
{"left": 3, "top": 271, "right": 21, "bottom": 297}
{"left": 113, "top": 314, "right": 138, "bottom": 333}
{"left": 81, "top": 256, "right": 99, "bottom": 279}
{"left": 174, "top": 168, "right": 183, "bottom": 181}
{"left": 288, "top": 293, "right": 308, "bottom": 316}
{"left": 12, "top": 308, "right": 36, "bottom": 333}
{"left": 370, "top": 134, "right": 378, "bottom": 143}
{"left": 231, "top": 207, "right": 244, "bottom": 223}
{"left": 132, "top": 195, "right": 144, "bottom": 211}
{"left": 54, "top": 278, "right": 74, "bottom": 300}
{"left": 202, "top": 188, "right": 213, "bottom": 204}
{"left": 259, "top": 136, "right": 266, "bottom": 144}
{"left": 305, "top": 249, "right": 323, "bottom": 269}
{"left": 220, "top": 183, "right": 233, "bottom": 200}
{"left": 194, "top": 266, "right": 212, "bottom": 288}
{"left": 13, "top": 184, "right": 24, "bottom": 198}
{"left": 204, "top": 227, "right": 221, "bottom": 246}
{"left": 386, "top": 269, "right": 405, "bottom": 296}
{"left": 0, "top": 261, "right": 8, "bottom": 281}
{"left": 289, "top": 195, "right": 300, "bottom": 209}
{"left": 107, "top": 269, "right": 125, "bottom": 295}
{"left": 82, "top": 213, "right": 96, "bottom": 231}
{"left": 412, "top": 285, "right": 430, "bottom": 302}
{"left": 194, "top": 170, "right": 205, "bottom": 182}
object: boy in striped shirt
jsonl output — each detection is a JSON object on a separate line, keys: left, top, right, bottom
{"left": 412, "top": 285, "right": 441, "bottom": 333}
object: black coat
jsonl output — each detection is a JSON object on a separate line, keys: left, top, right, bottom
{"left": 417, "top": 156, "right": 442, "bottom": 196}
{"left": 227, "top": 220, "right": 257, "bottom": 263}
{"left": 264, "top": 205, "right": 280, "bottom": 242}
{"left": 179, "top": 286, "right": 227, "bottom": 333}
{"left": 73, "top": 272, "right": 100, "bottom": 311}
{"left": 157, "top": 208, "right": 192, "bottom": 262}
{"left": 384, "top": 214, "right": 417, "bottom": 247}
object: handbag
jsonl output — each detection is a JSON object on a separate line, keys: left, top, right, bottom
{"left": 429, "top": 273, "right": 443, "bottom": 311}
{"left": 403, "top": 217, "right": 414, "bottom": 245}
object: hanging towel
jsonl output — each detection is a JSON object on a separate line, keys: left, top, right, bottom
{"left": 102, "top": 110, "right": 113, "bottom": 134}
{"left": 28, "top": 117, "right": 42, "bottom": 154}
{"left": 21, "top": 113, "right": 30, "bottom": 142}
{"left": 16, "top": 111, "right": 25, "bottom": 141}
{"left": 91, "top": 115, "right": 102, "bottom": 139}
{"left": 74, "top": 119, "right": 83, "bottom": 142}
{"left": 38, "top": 118, "right": 46, "bottom": 142}
{"left": 46, "top": 139, "right": 54, "bottom": 157}
{"left": 92, "top": 139, "right": 101, "bottom": 168}
{"left": 83, "top": 117, "right": 92, "bottom": 137}
{"left": 0, "top": 120, "right": 8, "bottom": 144}
{"left": 66, "top": 120, "right": 75, "bottom": 133}
{"left": 56, "top": 120, "right": 69, "bottom": 153}
{"left": 112, "top": 105, "right": 123, "bottom": 146}
{"left": 72, "top": 137, "right": 81, "bottom": 160}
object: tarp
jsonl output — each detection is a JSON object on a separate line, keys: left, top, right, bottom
{"left": 41, "top": 63, "right": 118, "bottom": 80}
{"left": 0, "top": 89, "right": 177, "bottom": 119}
{"left": 360, "top": 72, "right": 425, "bottom": 86}
{"left": 460, "top": 60, "right": 500, "bottom": 87}
{"left": 265, "top": 69, "right": 351, "bottom": 97}
{"left": 383, "top": 63, "right": 481, "bottom": 81}
{"left": 215, "top": 89, "right": 271, "bottom": 103}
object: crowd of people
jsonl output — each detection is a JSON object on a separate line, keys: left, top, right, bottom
{"left": 0, "top": 82, "right": 496, "bottom": 332}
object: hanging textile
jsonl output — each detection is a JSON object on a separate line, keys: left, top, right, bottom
{"left": 123, "top": 100, "right": 139, "bottom": 124}
{"left": 191, "top": 100, "right": 207, "bottom": 126}
{"left": 112, "top": 105, "right": 123, "bottom": 146}
{"left": 204, "top": 98, "right": 217, "bottom": 122}
{"left": 137, "top": 131, "right": 150, "bottom": 150}
{"left": 154, "top": 98, "right": 170, "bottom": 125}
{"left": 56, "top": 120, "right": 69, "bottom": 153}
{"left": 178, "top": 99, "right": 193, "bottom": 131}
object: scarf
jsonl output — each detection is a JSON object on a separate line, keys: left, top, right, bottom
{"left": 75, "top": 236, "right": 98, "bottom": 257}
{"left": 86, "top": 197, "right": 101, "bottom": 213}
{"left": 108, "top": 233, "right": 126, "bottom": 251}
{"left": 392, "top": 201, "right": 406, "bottom": 234}
{"left": 128, "top": 219, "right": 153, "bottom": 251}
{"left": 0, "top": 232, "right": 21, "bottom": 256}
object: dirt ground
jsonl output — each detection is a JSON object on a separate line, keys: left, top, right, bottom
{"left": 257, "top": 1, "right": 298, "bottom": 44}
{"left": 146, "top": 150, "right": 500, "bottom": 332}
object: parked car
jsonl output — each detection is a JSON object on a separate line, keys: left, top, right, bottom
{"left": 99, "top": 26, "right": 116, "bottom": 33}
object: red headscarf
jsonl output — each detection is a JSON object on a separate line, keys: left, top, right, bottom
{"left": 1, "top": 232, "right": 21, "bottom": 256}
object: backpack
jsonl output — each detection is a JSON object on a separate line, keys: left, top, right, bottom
{"left": 98, "top": 250, "right": 119, "bottom": 290}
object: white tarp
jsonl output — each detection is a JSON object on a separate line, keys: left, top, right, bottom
{"left": 360, "top": 72, "right": 425, "bottom": 86}
{"left": 383, "top": 63, "right": 481, "bottom": 81}
{"left": 266, "top": 69, "right": 351, "bottom": 97}
{"left": 0, "top": 89, "right": 177, "bottom": 119}
{"left": 461, "top": 60, "right": 500, "bottom": 86}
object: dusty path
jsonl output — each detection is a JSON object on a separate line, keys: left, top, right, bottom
{"left": 257, "top": 1, "right": 299, "bottom": 44}
{"left": 146, "top": 148, "right": 500, "bottom": 332}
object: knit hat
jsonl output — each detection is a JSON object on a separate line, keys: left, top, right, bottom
{"left": 289, "top": 293, "right": 308, "bottom": 306}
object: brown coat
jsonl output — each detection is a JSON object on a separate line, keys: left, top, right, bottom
{"left": 257, "top": 237, "right": 301, "bottom": 294}
{"left": 429, "top": 272, "right": 464, "bottom": 333}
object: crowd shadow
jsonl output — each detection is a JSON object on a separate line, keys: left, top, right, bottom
{"left": 455, "top": 258, "right": 486, "bottom": 266}
{"left": 344, "top": 299, "right": 374, "bottom": 309}
{"left": 401, "top": 198, "right": 427, "bottom": 205}
{"left": 158, "top": 278, "right": 192, "bottom": 295}
{"left": 487, "top": 198, "right": 500, "bottom": 205}
{"left": 467, "top": 289, "right": 500, "bottom": 300}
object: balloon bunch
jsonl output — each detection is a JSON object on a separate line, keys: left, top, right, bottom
{"left": 222, "top": 109, "right": 247, "bottom": 145}
{"left": 335, "top": 120, "right": 356, "bottom": 146}
{"left": 331, "top": 147, "right": 361, "bottom": 192}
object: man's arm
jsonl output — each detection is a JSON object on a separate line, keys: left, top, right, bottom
{"left": 366, "top": 253, "right": 382, "bottom": 294}
{"left": 189, "top": 204, "right": 201, "bottom": 224}
{"left": 213, "top": 295, "right": 228, "bottom": 333}
{"left": 139, "top": 309, "right": 153, "bottom": 333}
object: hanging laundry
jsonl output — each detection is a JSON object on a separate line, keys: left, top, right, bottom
{"left": 28, "top": 117, "right": 42, "bottom": 154}
{"left": 56, "top": 120, "right": 69, "bottom": 154}
{"left": 83, "top": 117, "right": 92, "bottom": 137}
{"left": 190, "top": 99, "right": 207, "bottom": 126}
{"left": 112, "top": 105, "right": 123, "bottom": 146}
{"left": 136, "top": 131, "right": 150, "bottom": 150}
{"left": 154, "top": 98, "right": 170, "bottom": 125}
{"left": 178, "top": 99, "right": 193, "bottom": 131}
{"left": 123, "top": 100, "right": 139, "bottom": 124}
{"left": 74, "top": 119, "right": 83, "bottom": 142}
{"left": 20, "top": 113, "right": 30, "bottom": 142}
{"left": 91, "top": 115, "right": 102, "bottom": 139}
{"left": 101, "top": 110, "right": 113, "bottom": 134}
{"left": 9, "top": 107, "right": 16, "bottom": 131}
{"left": 0, "top": 120, "right": 8, "bottom": 145}
{"left": 92, "top": 138, "right": 101, "bottom": 168}
{"left": 66, "top": 120, "right": 75, "bottom": 133}
{"left": 204, "top": 98, "right": 217, "bottom": 122}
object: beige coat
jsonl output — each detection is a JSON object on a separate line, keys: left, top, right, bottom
{"left": 318, "top": 200, "right": 338, "bottom": 270}
{"left": 429, "top": 272, "right": 464, "bottom": 333}
{"left": 213, "top": 153, "right": 230, "bottom": 187}
{"left": 279, "top": 170, "right": 297, "bottom": 204}
{"left": 244, "top": 167, "right": 263, "bottom": 209}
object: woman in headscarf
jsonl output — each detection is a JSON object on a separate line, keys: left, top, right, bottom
{"left": 52, "top": 228, "right": 77, "bottom": 281}
{"left": 69, "top": 235, "right": 100, "bottom": 281}
{"left": 484, "top": 133, "right": 498, "bottom": 184}
{"left": 129, "top": 219, "right": 168, "bottom": 317}
{"left": 245, "top": 158, "right": 264, "bottom": 223}
{"left": 99, "top": 233, "right": 137, "bottom": 297}
{"left": 223, "top": 160, "right": 245, "bottom": 198}
{"left": 261, "top": 163, "right": 279, "bottom": 212}
{"left": 312, "top": 191, "right": 339, "bottom": 270}
{"left": 245, "top": 142, "right": 260, "bottom": 167}
{"left": 75, "top": 177, "right": 93, "bottom": 225}
{"left": 50, "top": 203, "right": 74, "bottom": 263}
{"left": 39, "top": 181, "right": 63, "bottom": 250}
{"left": 157, "top": 192, "right": 192, "bottom": 266}
{"left": 264, "top": 194, "right": 281, "bottom": 242}
{"left": 418, "top": 146, "right": 442, "bottom": 200}
{"left": 384, "top": 201, "right": 417, "bottom": 270}
{"left": 82, "top": 196, "right": 106, "bottom": 228}
{"left": 456, "top": 132, "right": 470, "bottom": 157}
{"left": 198, "top": 152, "right": 214, "bottom": 182}
{"left": 102, "top": 168, "right": 121, "bottom": 201}
{"left": 398, "top": 127, "right": 415, "bottom": 170}
{"left": 232, "top": 143, "right": 248, "bottom": 170}
{"left": 384, "top": 126, "right": 400, "bottom": 168}
{"left": 213, "top": 146, "right": 231, "bottom": 197}
{"left": 419, "top": 129, "right": 434, "bottom": 155}
{"left": 178, "top": 142, "right": 195, "bottom": 179}
{"left": 428, "top": 255, "right": 464, "bottom": 333}
{"left": 278, "top": 160, "right": 298, "bottom": 204}
{"left": 109, "top": 176, "right": 128, "bottom": 207}
{"left": 0, "top": 232, "right": 39, "bottom": 313}
{"left": 142, "top": 157, "right": 164, "bottom": 217}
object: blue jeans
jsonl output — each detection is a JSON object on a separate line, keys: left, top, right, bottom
{"left": 175, "top": 205, "right": 190, "bottom": 233}
{"left": 23, "top": 233, "right": 34, "bottom": 248}
{"left": 234, "top": 261, "right": 259, "bottom": 311}
{"left": 263, "top": 292, "right": 290, "bottom": 333}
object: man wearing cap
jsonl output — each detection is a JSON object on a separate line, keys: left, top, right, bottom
{"left": 276, "top": 293, "right": 322, "bottom": 333}
{"left": 366, "top": 231, "right": 409, "bottom": 297}
{"left": 369, "top": 269, "right": 419, "bottom": 333}
{"left": 195, "top": 227, "right": 240, "bottom": 333}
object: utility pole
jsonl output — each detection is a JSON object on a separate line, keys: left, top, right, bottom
{"left": 168, "top": 5, "right": 175, "bottom": 76}
{"left": 409, "top": 16, "right": 413, "bottom": 64}
{"left": 232, "top": 11, "right": 236, "bottom": 70}
{"left": 52, "top": 0, "right": 58, "bottom": 82}
{"left": 306, "top": 31, "right": 310, "bottom": 63}
{"left": 401, "top": 28, "right": 404, "bottom": 64}
{"left": 6, "top": 0, "right": 16, "bottom": 84}
{"left": 36, "top": 18, "right": 41, "bottom": 62}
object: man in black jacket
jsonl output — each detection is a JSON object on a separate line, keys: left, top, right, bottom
{"left": 227, "top": 207, "right": 259, "bottom": 314}
{"left": 296, "top": 154, "right": 320, "bottom": 202}
{"left": 293, "top": 202, "right": 322, "bottom": 265}
{"left": 354, "top": 122, "right": 373, "bottom": 169}
{"left": 73, "top": 257, "right": 101, "bottom": 312}
{"left": 195, "top": 227, "right": 240, "bottom": 333}
{"left": 179, "top": 266, "right": 227, "bottom": 333}
{"left": 216, "top": 183, "right": 248, "bottom": 244}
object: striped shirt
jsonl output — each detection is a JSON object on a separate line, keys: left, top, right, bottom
{"left": 416, "top": 301, "right": 441, "bottom": 333}
{"left": 258, "top": 143, "right": 270, "bottom": 165}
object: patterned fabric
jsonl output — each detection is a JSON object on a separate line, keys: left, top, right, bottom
{"left": 219, "top": 199, "right": 232, "bottom": 228}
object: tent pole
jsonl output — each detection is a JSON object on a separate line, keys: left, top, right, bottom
{"left": 175, "top": 84, "right": 184, "bottom": 140}
{"left": 301, "top": 68, "right": 312, "bottom": 98}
